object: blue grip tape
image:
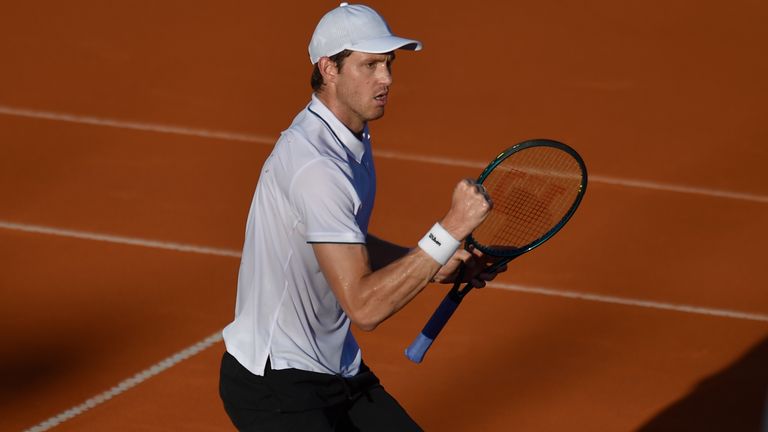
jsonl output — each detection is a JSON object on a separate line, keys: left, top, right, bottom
{"left": 405, "top": 292, "right": 462, "bottom": 363}
{"left": 405, "top": 333, "right": 433, "bottom": 363}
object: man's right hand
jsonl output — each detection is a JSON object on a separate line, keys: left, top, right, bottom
{"left": 439, "top": 178, "right": 493, "bottom": 241}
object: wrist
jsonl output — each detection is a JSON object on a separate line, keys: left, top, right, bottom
{"left": 438, "top": 215, "right": 470, "bottom": 241}
{"left": 418, "top": 222, "right": 461, "bottom": 265}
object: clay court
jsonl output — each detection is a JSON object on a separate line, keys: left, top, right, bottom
{"left": 2, "top": 1, "right": 767, "bottom": 430}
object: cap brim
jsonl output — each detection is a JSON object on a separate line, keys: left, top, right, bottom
{"left": 350, "top": 35, "right": 422, "bottom": 54}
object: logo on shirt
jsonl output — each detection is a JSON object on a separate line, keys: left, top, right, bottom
{"left": 428, "top": 233, "right": 442, "bottom": 246}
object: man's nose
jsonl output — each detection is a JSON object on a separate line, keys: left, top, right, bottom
{"left": 378, "top": 65, "right": 393, "bottom": 86}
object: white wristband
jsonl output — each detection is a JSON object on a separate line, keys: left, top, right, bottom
{"left": 418, "top": 222, "right": 461, "bottom": 265}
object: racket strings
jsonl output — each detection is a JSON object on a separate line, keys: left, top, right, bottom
{"left": 473, "top": 147, "right": 583, "bottom": 251}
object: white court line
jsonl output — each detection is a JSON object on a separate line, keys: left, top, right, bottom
{"left": 584, "top": 175, "right": 768, "bottom": 204}
{"left": 489, "top": 282, "right": 768, "bottom": 323}
{"left": 0, "top": 105, "right": 274, "bottom": 144}
{"left": 0, "top": 220, "right": 241, "bottom": 258}
{"left": 23, "top": 331, "right": 223, "bottom": 432}
{"left": 1, "top": 104, "right": 767, "bottom": 204}
{"left": 374, "top": 150, "right": 768, "bottom": 204}
{"left": 4, "top": 220, "right": 766, "bottom": 430}
{"left": 2, "top": 219, "right": 766, "bottom": 324}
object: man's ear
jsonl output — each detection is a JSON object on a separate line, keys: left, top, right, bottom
{"left": 318, "top": 57, "right": 338, "bottom": 85}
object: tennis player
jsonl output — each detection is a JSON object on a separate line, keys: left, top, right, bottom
{"left": 219, "top": 3, "right": 505, "bottom": 431}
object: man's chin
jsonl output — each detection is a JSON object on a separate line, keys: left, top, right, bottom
{"left": 368, "top": 108, "right": 386, "bottom": 122}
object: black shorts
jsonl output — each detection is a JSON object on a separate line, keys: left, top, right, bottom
{"left": 219, "top": 351, "right": 422, "bottom": 431}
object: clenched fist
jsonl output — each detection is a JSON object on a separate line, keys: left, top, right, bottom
{"left": 439, "top": 179, "right": 493, "bottom": 241}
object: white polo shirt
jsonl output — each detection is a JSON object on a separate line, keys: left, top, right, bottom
{"left": 222, "top": 94, "right": 376, "bottom": 378}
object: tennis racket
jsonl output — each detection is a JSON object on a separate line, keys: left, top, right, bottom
{"left": 405, "top": 139, "right": 588, "bottom": 363}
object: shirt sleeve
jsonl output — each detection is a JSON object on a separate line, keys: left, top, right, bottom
{"left": 289, "top": 158, "right": 365, "bottom": 244}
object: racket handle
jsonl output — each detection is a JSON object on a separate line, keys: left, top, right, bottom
{"left": 405, "top": 290, "right": 463, "bottom": 363}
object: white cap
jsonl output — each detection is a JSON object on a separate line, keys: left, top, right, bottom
{"left": 308, "top": 3, "right": 422, "bottom": 64}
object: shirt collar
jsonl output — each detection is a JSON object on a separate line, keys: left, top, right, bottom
{"left": 308, "top": 94, "right": 369, "bottom": 163}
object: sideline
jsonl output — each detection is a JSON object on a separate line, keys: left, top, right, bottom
{"left": 491, "top": 282, "right": 768, "bottom": 323}
{"left": 2, "top": 104, "right": 767, "bottom": 204}
{"left": 2, "top": 220, "right": 766, "bottom": 324}
{"left": 23, "top": 332, "right": 223, "bottom": 432}
{"left": 6, "top": 219, "right": 766, "bottom": 430}
{"left": 0, "top": 220, "right": 240, "bottom": 257}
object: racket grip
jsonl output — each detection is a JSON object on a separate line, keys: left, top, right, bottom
{"left": 405, "top": 291, "right": 462, "bottom": 363}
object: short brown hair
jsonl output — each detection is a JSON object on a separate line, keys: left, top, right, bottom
{"left": 310, "top": 50, "right": 353, "bottom": 92}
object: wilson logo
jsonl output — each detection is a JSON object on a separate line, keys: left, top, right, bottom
{"left": 428, "top": 233, "right": 442, "bottom": 246}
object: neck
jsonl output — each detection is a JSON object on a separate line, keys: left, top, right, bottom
{"left": 315, "top": 91, "right": 365, "bottom": 135}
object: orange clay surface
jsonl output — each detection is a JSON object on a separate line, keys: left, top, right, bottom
{"left": 1, "top": 1, "right": 767, "bottom": 431}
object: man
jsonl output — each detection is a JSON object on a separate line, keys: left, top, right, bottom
{"left": 220, "top": 3, "right": 504, "bottom": 430}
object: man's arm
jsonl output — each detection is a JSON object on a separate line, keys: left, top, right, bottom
{"left": 365, "top": 234, "right": 410, "bottom": 271}
{"left": 313, "top": 179, "right": 491, "bottom": 331}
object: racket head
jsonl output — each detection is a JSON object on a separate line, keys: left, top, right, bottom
{"left": 468, "top": 139, "right": 587, "bottom": 258}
